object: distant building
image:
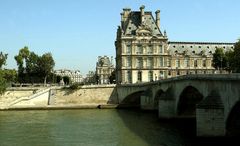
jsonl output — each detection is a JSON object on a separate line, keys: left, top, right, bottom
{"left": 96, "top": 56, "right": 115, "bottom": 84}
{"left": 85, "top": 71, "right": 96, "bottom": 84}
{"left": 115, "top": 5, "right": 234, "bottom": 84}
{"left": 54, "top": 69, "right": 83, "bottom": 83}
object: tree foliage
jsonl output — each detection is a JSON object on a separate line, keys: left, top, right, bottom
{"left": 63, "top": 76, "right": 71, "bottom": 85}
{"left": 232, "top": 40, "right": 240, "bottom": 72}
{"left": 14, "top": 46, "right": 55, "bottom": 84}
{"left": 213, "top": 39, "right": 240, "bottom": 73}
{"left": 212, "top": 48, "right": 227, "bottom": 70}
{"left": 109, "top": 70, "right": 116, "bottom": 84}
{"left": 0, "top": 51, "right": 8, "bottom": 69}
{"left": 0, "top": 72, "right": 7, "bottom": 95}
{"left": 37, "top": 53, "right": 55, "bottom": 85}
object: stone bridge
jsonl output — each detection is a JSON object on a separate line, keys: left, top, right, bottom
{"left": 116, "top": 74, "right": 240, "bottom": 137}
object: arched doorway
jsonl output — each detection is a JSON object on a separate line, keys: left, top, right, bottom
{"left": 226, "top": 101, "right": 240, "bottom": 137}
{"left": 177, "top": 86, "right": 203, "bottom": 116}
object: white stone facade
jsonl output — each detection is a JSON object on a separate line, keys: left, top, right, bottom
{"left": 54, "top": 69, "right": 83, "bottom": 83}
{"left": 115, "top": 5, "right": 234, "bottom": 84}
{"left": 96, "top": 56, "right": 115, "bottom": 84}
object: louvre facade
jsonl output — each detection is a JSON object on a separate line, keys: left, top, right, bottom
{"left": 115, "top": 5, "right": 234, "bottom": 84}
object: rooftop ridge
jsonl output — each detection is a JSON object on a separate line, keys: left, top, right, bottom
{"left": 169, "top": 41, "right": 235, "bottom": 45}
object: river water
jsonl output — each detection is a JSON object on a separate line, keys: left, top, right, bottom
{"left": 0, "top": 109, "right": 237, "bottom": 146}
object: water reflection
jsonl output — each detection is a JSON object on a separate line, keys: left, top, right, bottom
{"left": 0, "top": 109, "right": 239, "bottom": 146}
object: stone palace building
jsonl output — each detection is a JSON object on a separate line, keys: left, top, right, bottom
{"left": 54, "top": 69, "right": 83, "bottom": 83}
{"left": 115, "top": 5, "right": 234, "bottom": 84}
{"left": 96, "top": 56, "right": 115, "bottom": 84}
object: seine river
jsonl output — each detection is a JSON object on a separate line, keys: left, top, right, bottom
{"left": 0, "top": 109, "right": 237, "bottom": 146}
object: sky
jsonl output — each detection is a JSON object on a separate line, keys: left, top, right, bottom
{"left": 0, "top": 0, "right": 240, "bottom": 76}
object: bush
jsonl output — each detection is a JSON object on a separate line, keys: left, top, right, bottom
{"left": 69, "top": 83, "right": 79, "bottom": 90}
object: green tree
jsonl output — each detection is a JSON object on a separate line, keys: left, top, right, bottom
{"left": 63, "top": 76, "right": 70, "bottom": 85}
{"left": 0, "top": 52, "right": 8, "bottom": 69}
{"left": 212, "top": 48, "right": 227, "bottom": 71}
{"left": 2, "top": 69, "right": 17, "bottom": 83}
{"left": 109, "top": 70, "right": 116, "bottom": 84}
{"left": 38, "top": 53, "right": 55, "bottom": 85}
{"left": 232, "top": 40, "right": 240, "bottom": 72}
{"left": 14, "top": 46, "right": 30, "bottom": 83}
{"left": 56, "top": 75, "right": 62, "bottom": 83}
{"left": 225, "top": 50, "right": 234, "bottom": 72}
{"left": 0, "top": 72, "right": 7, "bottom": 95}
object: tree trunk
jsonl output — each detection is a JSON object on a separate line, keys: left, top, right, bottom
{"left": 44, "top": 76, "right": 47, "bottom": 86}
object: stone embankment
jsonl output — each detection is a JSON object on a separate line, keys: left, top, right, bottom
{"left": 0, "top": 85, "right": 118, "bottom": 110}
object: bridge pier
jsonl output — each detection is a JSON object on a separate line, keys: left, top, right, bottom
{"left": 158, "top": 99, "right": 176, "bottom": 118}
{"left": 196, "top": 91, "right": 225, "bottom": 136}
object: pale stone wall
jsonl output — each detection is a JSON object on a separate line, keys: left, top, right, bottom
{"left": 54, "top": 86, "right": 117, "bottom": 105}
{"left": 0, "top": 90, "right": 34, "bottom": 106}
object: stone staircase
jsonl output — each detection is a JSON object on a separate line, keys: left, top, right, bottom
{"left": 0, "top": 87, "right": 52, "bottom": 109}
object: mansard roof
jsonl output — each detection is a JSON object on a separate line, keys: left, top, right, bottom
{"left": 122, "top": 11, "right": 162, "bottom": 36}
{"left": 168, "top": 41, "right": 234, "bottom": 56}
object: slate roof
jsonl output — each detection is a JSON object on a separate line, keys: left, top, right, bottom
{"left": 122, "top": 11, "right": 162, "bottom": 36}
{"left": 168, "top": 41, "right": 234, "bottom": 56}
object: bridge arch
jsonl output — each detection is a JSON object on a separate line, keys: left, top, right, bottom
{"left": 177, "top": 86, "right": 203, "bottom": 116}
{"left": 226, "top": 101, "right": 240, "bottom": 137}
{"left": 120, "top": 90, "right": 145, "bottom": 106}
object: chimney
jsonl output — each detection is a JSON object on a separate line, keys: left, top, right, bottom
{"left": 140, "top": 5, "right": 145, "bottom": 24}
{"left": 155, "top": 10, "right": 160, "bottom": 28}
{"left": 121, "top": 13, "right": 124, "bottom": 27}
{"left": 122, "top": 8, "right": 131, "bottom": 28}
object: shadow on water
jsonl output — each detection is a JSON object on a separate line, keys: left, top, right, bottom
{"left": 116, "top": 109, "right": 240, "bottom": 146}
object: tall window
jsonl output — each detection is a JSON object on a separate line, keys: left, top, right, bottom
{"left": 176, "top": 59, "right": 180, "bottom": 67}
{"left": 137, "top": 45, "right": 143, "bottom": 54}
{"left": 148, "top": 71, "right": 153, "bottom": 81}
{"left": 136, "top": 57, "right": 143, "bottom": 68}
{"left": 203, "top": 59, "right": 206, "bottom": 67}
{"left": 126, "top": 45, "right": 131, "bottom": 54}
{"left": 184, "top": 58, "right": 189, "bottom": 67}
{"left": 127, "top": 71, "right": 131, "bottom": 83}
{"left": 159, "top": 71, "right": 164, "bottom": 79}
{"left": 147, "top": 45, "right": 153, "bottom": 54}
{"left": 137, "top": 71, "right": 142, "bottom": 82}
{"left": 194, "top": 59, "right": 198, "bottom": 67}
{"left": 159, "top": 45, "right": 163, "bottom": 53}
{"left": 167, "top": 58, "right": 171, "bottom": 67}
{"left": 159, "top": 57, "right": 163, "bottom": 67}
{"left": 147, "top": 57, "right": 153, "bottom": 68}
{"left": 126, "top": 57, "right": 131, "bottom": 67}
